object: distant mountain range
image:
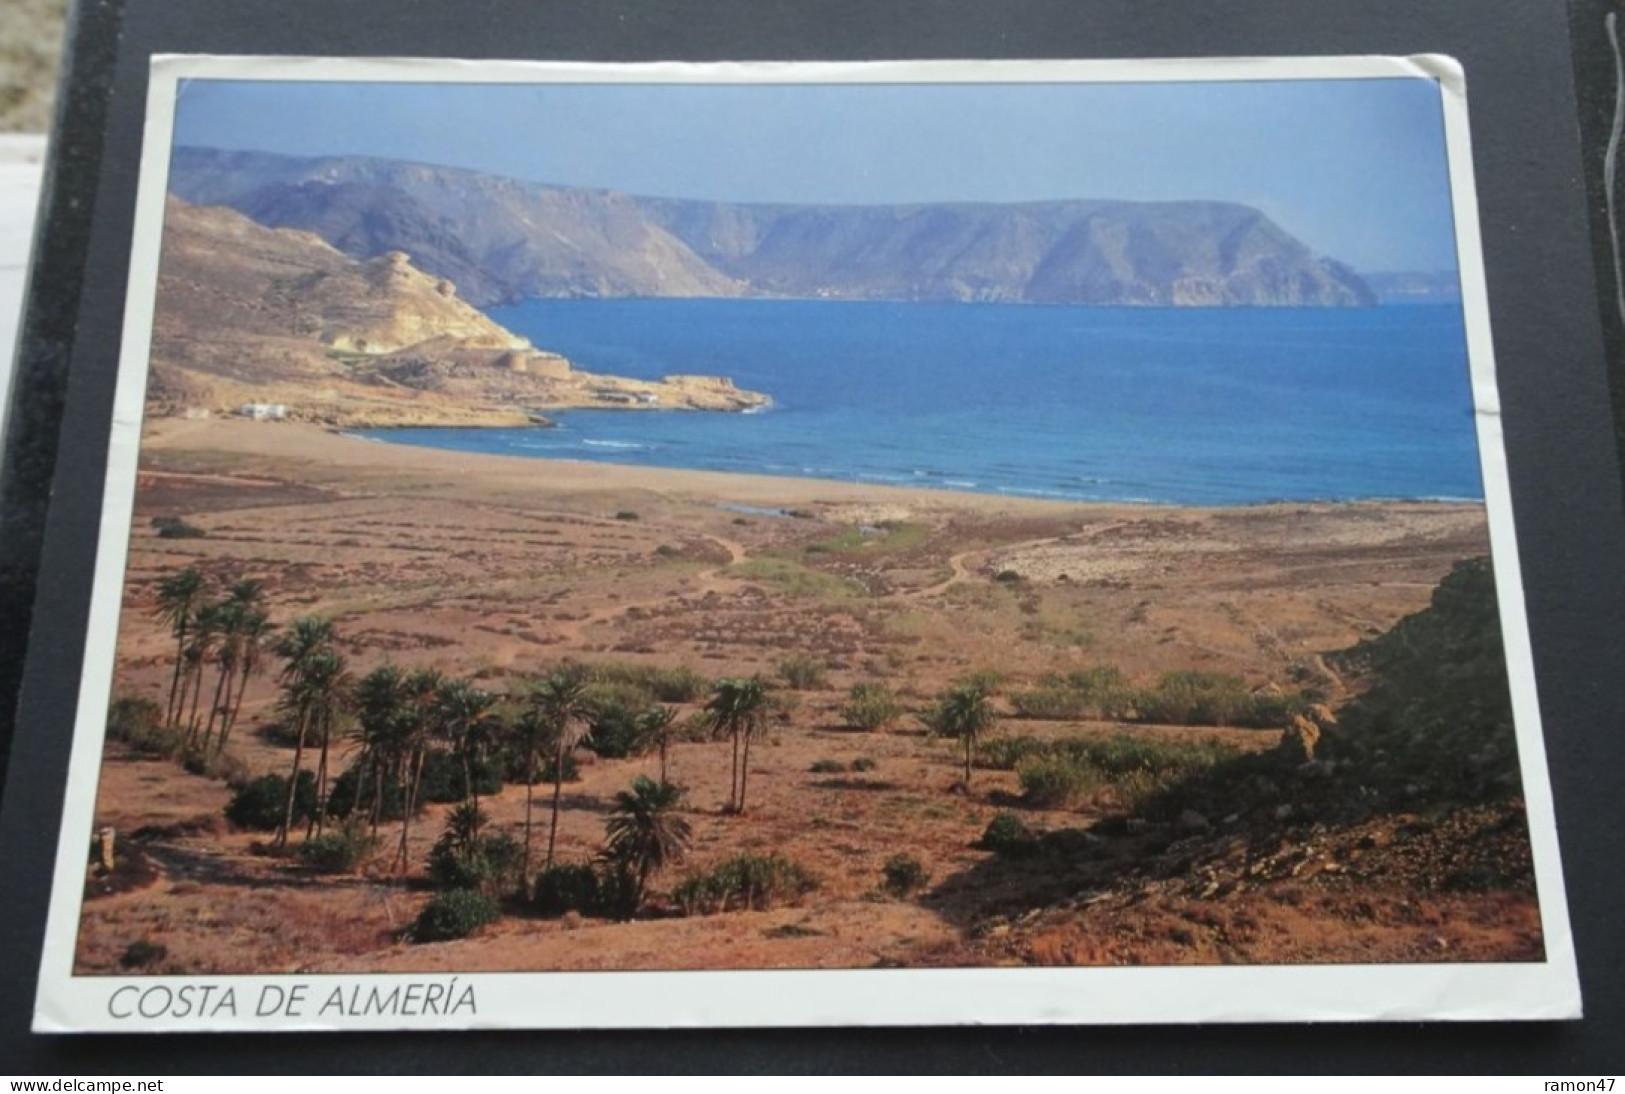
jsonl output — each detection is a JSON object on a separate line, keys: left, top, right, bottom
{"left": 169, "top": 146, "right": 1379, "bottom": 309}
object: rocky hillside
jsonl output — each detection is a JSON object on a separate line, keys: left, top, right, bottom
{"left": 644, "top": 196, "right": 1373, "bottom": 307}
{"left": 169, "top": 148, "right": 744, "bottom": 306}
{"left": 169, "top": 146, "right": 1375, "bottom": 308}
{"left": 154, "top": 197, "right": 531, "bottom": 354}
{"left": 150, "top": 198, "right": 767, "bottom": 426}
{"left": 941, "top": 556, "right": 1540, "bottom": 967}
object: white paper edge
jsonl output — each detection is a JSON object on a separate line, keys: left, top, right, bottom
{"left": 28, "top": 53, "right": 1581, "bottom": 1033}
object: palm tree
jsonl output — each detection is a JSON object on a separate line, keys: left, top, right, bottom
{"left": 304, "top": 650, "right": 355, "bottom": 839}
{"left": 271, "top": 616, "right": 337, "bottom": 848}
{"left": 434, "top": 679, "right": 499, "bottom": 829}
{"left": 705, "top": 677, "right": 769, "bottom": 814}
{"left": 204, "top": 580, "right": 267, "bottom": 752}
{"left": 392, "top": 668, "right": 446, "bottom": 874}
{"left": 276, "top": 615, "right": 337, "bottom": 686}
{"left": 181, "top": 601, "right": 227, "bottom": 746}
{"left": 603, "top": 776, "right": 691, "bottom": 916}
{"left": 928, "top": 678, "right": 999, "bottom": 788}
{"left": 198, "top": 605, "right": 241, "bottom": 756}
{"left": 532, "top": 669, "right": 591, "bottom": 871}
{"left": 216, "top": 607, "right": 272, "bottom": 755}
{"left": 154, "top": 567, "right": 207, "bottom": 726}
{"left": 509, "top": 706, "right": 553, "bottom": 883}
{"left": 638, "top": 705, "right": 678, "bottom": 784}
{"left": 352, "top": 664, "right": 407, "bottom": 833}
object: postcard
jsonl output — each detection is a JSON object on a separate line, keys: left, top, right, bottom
{"left": 30, "top": 54, "right": 1579, "bottom": 1031}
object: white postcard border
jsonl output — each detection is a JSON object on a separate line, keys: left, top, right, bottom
{"left": 31, "top": 54, "right": 1581, "bottom": 1033}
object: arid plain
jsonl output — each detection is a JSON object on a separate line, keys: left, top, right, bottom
{"left": 72, "top": 416, "right": 1542, "bottom": 974}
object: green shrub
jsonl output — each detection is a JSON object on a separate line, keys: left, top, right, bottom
{"left": 881, "top": 853, "right": 931, "bottom": 897}
{"left": 299, "top": 820, "right": 376, "bottom": 873}
{"left": 586, "top": 662, "right": 711, "bottom": 703}
{"left": 1236, "top": 689, "right": 1315, "bottom": 728}
{"left": 978, "top": 811, "right": 1036, "bottom": 854}
{"left": 1002, "top": 664, "right": 1309, "bottom": 728}
{"left": 106, "top": 696, "right": 183, "bottom": 758}
{"left": 594, "top": 867, "right": 641, "bottom": 922}
{"left": 225, "top": 772, "right": 315, "bottom": 831}
{"left": 206, "top": 749, "right": 252, "bottom": 787}
{"left": 671, "top": 853, "right": 819, "bottom": 915}
{"left": 1130, "top": 670, "right": 1307, "bottom": 728}
{"left": 425, "top": 802, "right": 523, "bottom": 896}
{"left": 539, "top": 751, "right": 580, "bottom": 784}
{"left": 669, "top": 873, "right": 724, "bottom": 915}
{"left": 645, "top": 666, "right": 711, "bottom": 703}
{"left": 410, "top": 889, "right": 499, "bottom": 943}
{"left": 151, "top": 515, "right": 207, "bottom": 539}
{"left": 976, "top": 735, "right": 1051, "bottom": 770}
{"left": 532, "top": 863, "right": 602, "bottom": 917}
{"left": 428, "top": 831, "right": 523, "bottom": 897}
{"left": 1010, "top": 666, "right": 1133, "bottom": 720}
{"left": 1013, "top": 734, "right": 1239, "bottom": 809}
{"left": 778, "top": 654, "right": 828, "bottom": 690}
{"left": 1008, "top": 685, "right": 1089, "bottom": 720}
{"left": 994, "top": 569, "right": 1023, "bottom": 584}
{"left": 614, "top": 510, "right": 640, "bottom": 521}
{"left": 1070, "top": 734, "right": 1236, "bottom": 778}
{"left": 417, "top": 750, "right": 504, "bottom": 803}
{"left": 183, "top": 746, "right": 250, "bottom": 783}
{"left": 842, "top": 682, "right": 903, "bottom": 730}
{"left": 583, "top": 684, "right": 658, "bottom": 759}
{"left": 587, "top": 710, "right": 647, "bottom": 759}
{"left": 960, "top": 669, "right": 1006, "bottom": 695}
{"left": 809, "top": 759, "right": 847, "bottom": 774}
{"left": 1018, "top": 755, "right": 1103, "bottom": 808}
{"left": 1066, "top": 666, "right": 1134, "bottom": 713}
{"left": 850, "top": 757, "right": 878, "bottom": 773}
{"left": 120, "top": 939, "right": 168, "bottom": 970}
{"left": 256, "top": 718, "right": 304, "bottom": 749}
{"left": 325, "top": 763, "right": 407, "bottom": 822}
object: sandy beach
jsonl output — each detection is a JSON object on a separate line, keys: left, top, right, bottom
{"left": 141, "top": 418, "right": 1127, "bottom": 513}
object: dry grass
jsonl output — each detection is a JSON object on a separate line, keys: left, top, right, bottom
{"left": 73, "top": 425, "right": 1525, "bottom": 974}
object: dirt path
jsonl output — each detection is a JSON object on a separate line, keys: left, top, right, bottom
{"left": 139, "top": 469, "right": 290, "bottom": 488}
{"left": 556, "top": 530, "right": 750, "bottom": 644}
{"left": 907, "top": 525, "right": 1128, "bottom": 601}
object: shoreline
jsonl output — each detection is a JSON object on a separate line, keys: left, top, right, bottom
{"left": 143, "top": 417, "right": 1488, "bottom": 518}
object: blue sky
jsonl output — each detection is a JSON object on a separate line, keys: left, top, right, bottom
{"left": 172, "top": 76, "right": 1458, "bottom": 273}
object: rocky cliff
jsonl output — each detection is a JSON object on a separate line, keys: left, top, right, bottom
{"left": 643, "top": 197, "right": 1373, "bottom": 307}
{"left": 169, "top": 147, "right": 1375, "bottom": 309}
{"left": 149, "top": 198, "right": 768, "bottom": 426}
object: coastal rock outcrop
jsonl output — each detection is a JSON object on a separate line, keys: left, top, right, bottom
{"left": 148, "top": 198, "right": 768, "bottom": 426}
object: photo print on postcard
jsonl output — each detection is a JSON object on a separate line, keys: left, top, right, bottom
{"left": 31, "top": 54, "right": 1579, "bottom": 1031}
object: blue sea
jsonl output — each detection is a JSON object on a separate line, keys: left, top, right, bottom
{"left": 357, "top": 299, "right": 1483, "bottom": 507}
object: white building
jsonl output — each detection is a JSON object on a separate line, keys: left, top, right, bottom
{"left": 237, "top": 403, "right": 287, "bottom": 420}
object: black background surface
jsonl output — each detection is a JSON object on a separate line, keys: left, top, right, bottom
{"left": 2, "top": 0, "right": 1623, "bottom": 1072}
